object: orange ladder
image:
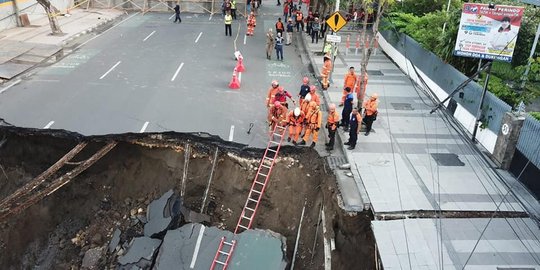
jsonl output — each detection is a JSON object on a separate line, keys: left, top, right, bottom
{"left": 210, "top": 237, "right": 237, "bottom": 270}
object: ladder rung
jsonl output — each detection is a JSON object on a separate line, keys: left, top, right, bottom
{"left": 254, "top": 181, "right": 264, "bottom": 185}
{"left": 245, "top": 206, "right": 255, "bottom": 212}
{"left": 238, "top": 224, "right": 249, "bottom": 230}
{"left": 224, "top": 241, "right": 234, "bottom": 246}
{"left": 219, "top": 250, "right": 230, "bottom": 255}
{"left": 270, "top": 141, "right": 280, "bottom": 144}
{"left": 258, "top": 172, "right": 268, "bottom": 177}
{"left": 248, "top": 198, "right": 258, "bottom": 202}
{"left": 252, "top": 189, "right": 262, "bottom": 194}
{"left": 267, "top": 148, "right": 277, "bottom": 153}
{"left": 216, "top": 261, "right": 226, "bottom": 265}
{"left": 264, "top": 156, "right": 274, "bottom": 161}
{"left": 242, "top": 215, "right": 252, "bottom": 220}
{"left": 261, "top": 164, "right": 271, "bottom": 169}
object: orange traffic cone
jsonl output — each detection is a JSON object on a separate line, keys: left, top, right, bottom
{"left": 229, "top": 68, "right": 240, "bottom": 89}
{"left": 235, "top": 56, "right": 245, "bottom": 72}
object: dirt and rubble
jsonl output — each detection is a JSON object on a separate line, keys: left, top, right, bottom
{"left": 0, "top": 127, "right": 375, "bottom": 269}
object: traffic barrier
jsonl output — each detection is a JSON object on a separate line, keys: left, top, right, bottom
{"left": 355, "top": 35, "right": 360, "bottom": 55}
{"left": 345, "top": 35, "right": 350, "bottom": 55}
{"left": 229, "top": 68, "right": 240, "bottom": 89}
{"left": 236, "top": 56, "right": 245, "bottom": 72}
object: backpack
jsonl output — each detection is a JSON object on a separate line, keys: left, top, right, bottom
{"left": 296, "top": 12, "right": 303, "bottom": 21}
{"left": 276, "top": 21, "right": 284, "bottom": 30}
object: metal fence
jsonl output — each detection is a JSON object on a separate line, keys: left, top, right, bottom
{"left": 380, "top": 30, "right": 512, "bottom": 133}
{"left": 517, "top": 114, "right": 540, "bottom": 169}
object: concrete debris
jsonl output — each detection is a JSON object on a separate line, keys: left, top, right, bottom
{"left": 339, "top": 163, "right": 351, "bottom": 169}
{"left": 108, "top": 228, "right": 121, "bottom": 253}
{"left": 117, "top": 237, "right": 162, "bottom": 269}
{"left": 180, "top": 206, "right": 210, "bottom": 224}
{"left": 345, "top": 172, "right": 353, "bottom": 177}
{"left": 144, "top": 189, "right": 182, "bottom": 237}
{"left": 81, "top": 247, "right": 104, "bottom": 269}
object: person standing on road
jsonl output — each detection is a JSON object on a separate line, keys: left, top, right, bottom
{"left": 320, "top": 14, "right": 329, "bottom": 38}
{"left": 230, "top": 0, "right": 237, "bottom": 19}
{"left": 344, "top": 107, "right": 362, "bottom": 150}
{"left": 286, "top": 18, "right": 294, "bottom": 45}
{"left": 341, "top": 87, "right": 354, "bottom": 131}
{"left": 341, "top": 67, "right": 358, "bottom": 106}
{"left": 266, "top": 28, "right": 275, "bottom": 60}
{"left": 300, "top": 93, "right": 312, "bottom": 116}
{"left": 363, "top": 93, "right": 378, "bottom": 136}
{"left": 295, "top": 8, "right": 304, "bottom": 32}
{"left": 275, "top": 18, "right": 285, "bottom": 37}
{"left": 274, "top": 86, "right": 296, "bottom": 108}
{"left": 275, "top": 32, "right": 284, "bottom": 61}
{"left": 174, "top": 4, "right": 182, "bottom": 23}
{"left": 325, "top": 103, "right": 340, "bottom": 150}
{"left": 246, "top": 12, "right": 256, "bottom": 36}
{"left": 266, "top": 80, "right": 280, "bottom": 108}
{"left": 321, "top": 54, "right": 332, "bottom": 90}
{"left": 298, "top": 77, "right": 310, "bottom": 102}
{"left": 311, "top": 17, "right": 320, "bottom": 43}
{"left": 283, "top": 3, "right": 289, "bottom": 21}
{"left": 308, "top": 85, "right": 320, "bottom": 105}
{"left": 287, "top": 107, "right": 305, "bottom": 144}
{"left": 306, "top": 11, "right": 313, "bottom": 35}
{"left": 299, "top": 101, "right": 322, "bottom": 148}
{"left": 224, "top": 11, "right": 233, "bottom": 36}
{"left": 269, "top": 101, "right": 288, "bottom": 131}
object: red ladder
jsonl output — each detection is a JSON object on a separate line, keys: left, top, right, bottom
{"left": 234, "top": 125, "right": 287, "bottom": 234}
{"left": 210, "top": 237, "right": 237, "bottom": 270}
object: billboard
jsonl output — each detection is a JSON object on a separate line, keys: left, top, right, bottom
{"left": 454, "top": 3, "right": 525, "bottom": 62}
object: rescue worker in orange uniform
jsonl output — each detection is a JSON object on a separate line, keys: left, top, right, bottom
{"left": 266, "top": 80, "right": 280, "bottom": 108}
{"left": 325, "top": 103, "right": 340, "bottom": 150}
{"left": 357, "top": 68, "right": 369, "bottom": 102}
{"left": 309, "top": 85, "right": 321, "bottom": 105}
{"left": 246, "top": 12, "right": 257, "bottom": 36}
{"left": 273, "top": 86, "right": 296, "bottom": 108}
{"left": 300, "top": 93, "right": 312, "bottom": 115}
{"left": 287, "top": 107, "right": 305, "bottom": 145}
{"left": 299, "top": 100, "right": 322, "bottom": 147}
{"left": 341, "top": 67, "right": 358, "bottom": 106}
{"left": 268, "top": 101, "right": 288, "bottom": 131}
{"left": 363, "top": 93, "right": 378, "bottom": 136}
{"left": 321, "top": 54, "right": 332, "bottom": 90}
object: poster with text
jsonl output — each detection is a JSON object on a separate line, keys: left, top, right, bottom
{"left": 454, "top": 3, "right": 524, "bottom": 62}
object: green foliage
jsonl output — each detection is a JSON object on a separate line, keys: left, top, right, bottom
{"left": 390, "top": 0, "right": 460, "bottom": 16}
{"left": 530, "top": 112, "right": 540, "bottom": 121}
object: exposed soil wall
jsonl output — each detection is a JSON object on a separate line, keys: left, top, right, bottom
{"left": 0, "top": 128, "right": 375, "bottom": 269}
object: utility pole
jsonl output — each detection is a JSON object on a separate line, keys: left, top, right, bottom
{"left": 472, "top": 60, "right": 493, "bottom": 143}
{"left": 441, "top": 0, "right": 452, "bottom": 33}
{"left": 12, "top": 0, "right": 22, "bottom": 27}
{"left": 520, "top": 22, "right": 540, "bottom": 89}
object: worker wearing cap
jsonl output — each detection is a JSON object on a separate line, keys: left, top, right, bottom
{"left": 269, "top": 101, "right": 288, "bottom": 131}
{"left": 325, "top": 103, "right": 340, "bottom": 150}
{"left": 344, "top": 107, "right": 362, "bottom": 150}
{"left": 286, "top": 18, "right": 294, "bottom": 45}
{"left": 266, "top": 80, "right": 280, "bottom": 108}
{"left": 299, "top": 100, "right": 322, "bottom": 148}
{"left": 321, "top": 54, "right": 332, "bottom": 90}
{"left": 341, "top": 67, "right": 358, "bottom": 106}
{"left": 309, "top": 85, "right": 321, "bottom": 106}
{"left": 298, "top": 77, "right": 310, "bottom": 102}
{"left": 363, "top": 93, "right": 378, "bottom": 136}
{"left": 287, "top": 107, "right": 305, "bottom": 145}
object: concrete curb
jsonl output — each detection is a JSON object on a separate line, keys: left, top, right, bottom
{"left": 62, "top": 16, "right": 117, "bottom": 46}
{"left": 298, "top": 31, "right": 371, "bottom": 212}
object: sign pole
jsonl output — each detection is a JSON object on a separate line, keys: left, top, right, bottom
{"left": 472, "top": 60, "right": 493, "bottom": 143}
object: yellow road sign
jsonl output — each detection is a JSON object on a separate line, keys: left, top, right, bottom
{"left": 326, "top": 12, "right": 347, "bottom": 33}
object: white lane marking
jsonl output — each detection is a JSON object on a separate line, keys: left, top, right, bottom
{"left": 190, "top": 225, "right": 206, "bottom": 268}
{"left": 209, "top": 14, "right": 213, "bottom": 20}
{"left": 171, "top": 62, "right": 184, "bottom": 81}
{"left": 76, "top": 12, "right": 140, "bottom": 50}
{"left": 143, "top": 30, "right": 156, "bottom": 42}
{"left": 140, "top": 121, "right": 149, "bottom": 133}
{"left": 195, "top": 32, "right": 203, "bottom": 43}
{"left": 43, "top": 121, "right": 55, "bottom": 129}
{"left": 0, "top": 79, "right": 21, "bottom": 94}
{"left": 169, "top": 14, "right": 175, "bottom": 20}
{"left": 238, "top": 72, "right": 242, "bottom": 83}
{"left": 228, "top": 125, "right": 235, "bottom": 141}
{"left": 99, "top": 61, "right": 121, "bottom": 80}
{"left": 243, "top": 34, "right": 247, "bottom": 45}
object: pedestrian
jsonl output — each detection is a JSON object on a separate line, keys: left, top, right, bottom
{"left": 251, "top": 0, "right": 258, "bottom": 16}
{"left": 266, "top": 28, "right": 275, "bottom": 60}
{"left": 321, "top": 54, "right": 332, "bottom": 90}
{"left": 311, "top": 17, "right": 320, "bottom": 43}
{"left": 299, "top": 101, "right": 322, "bottom": 147}
{"left": 221, "top": 0, "right": 226, "bottom": 16}
{"left": 344, "top": 107, "right": 362, "bottom": 150}
{"left": 308, "top": 85, "right": 321, "bottom": 105}
{"left": 287, "top": 107, "right": 305, "bottom": 144}
{"left": 283, "top": 3, "right": 289, "bottom": 21}
{"left": 173, "top": 4, "right": 182, "bottom": 23}
{"left": 276, "top": 0, "right": 280, "bottom": 6}
{"left": 275, "top": 18, "right": 285, "bottom": 36}
{"left": 300, "top": 93, "right": 311, "bottom": 115}
{"left": 224, "top": 0, "right": 231, "bottom": 14}
{"left": 341, "top": 87, "right": 354, "bottom": 131}
{"left": 320, "top": 14, "right": 329, "bottom": 38}
{"left": 230, "top": 0, "right": 237, "bottom": 19}
{"left": 341, "top": 67, "right": 358, "bottom": 106}
{"left": 275, "top": 32, "right": 284, "bottom": 61}
{"left": 325, "top": 103, "right": 340, "bottom": 150}
{"left": 247, "top": 0, "right": 251, "bottom": 12}
{"left": 274, "top": 86, "right": 295, "bottom": 108}
{"left": 306, "top": 11, "right": 313, "bottom": 35}
{"left": 246, "top": 12, "right": 256, "bottom": 36}
{"left": 224, "top": 11, "right": 233, "bottom": 36}
{"left": 349, "top": 9, "right": 357, "bottom": 30}
{"left": 363, "top": 93, "right": 378, "bottom": 136}
{"left": 295, "top": 8, "right": 304, "bottom": 32}
{"left": 266, "top": 80, "right": 280, "bottom": 108}
{"left": 298, "top": 77, "right": 310, "bottom": 102}
{"left": 286, "top": 18, "right": 294, "bottom": 45}
{"left": 269, "top": 101, "right": 288, "bottom": 131}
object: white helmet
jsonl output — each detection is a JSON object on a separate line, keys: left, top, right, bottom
{"left": 294, "top": 107, "right": 301, "bottom": 116}
{"left": 305, "top": 93, "right": 312, "bottom": 102}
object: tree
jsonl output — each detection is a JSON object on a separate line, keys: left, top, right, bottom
{"left": 36, "top": 0, "right": 63, "bottom": 35}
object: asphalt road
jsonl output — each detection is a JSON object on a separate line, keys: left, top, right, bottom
{"left": 0, "top": 6, "right": 310, "bottom": 148}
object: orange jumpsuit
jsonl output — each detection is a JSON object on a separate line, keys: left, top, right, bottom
{"left": 309, "top": 91, "right": 321, "bottom": 106}
{"left": 300, "top": 99, "right": 311, "bottom": 115}
{"left": 357, "top": 72, "right": 369, "bottom": 102}
{"left": 287, "top": 110, "right": 305, "bottom": 142}
{"left": 266, "top": 86, "right": 280, "bottom": 108}
{"left": 302, "top": 102, "right": 322, "bottom": 143}
{"left": 268, "top": 106, "right": 288, "bottom": 131}
{"left": 342, "top": 72, "right": 358, "bottom": 104}
{"left": 247, "top": 15, "right": 256, "bottom": 36}
{"left": 321, "top": 58, "right": 332, "bottom": 89}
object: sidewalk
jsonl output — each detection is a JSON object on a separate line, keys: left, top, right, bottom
{"left": 0, "top": 8, "right": 123, "bottom": 81}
